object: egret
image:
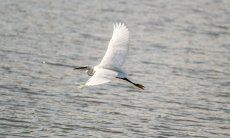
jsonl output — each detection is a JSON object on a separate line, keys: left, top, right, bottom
{"left": 75, "top": 23, "right": 144, "bottom": 89}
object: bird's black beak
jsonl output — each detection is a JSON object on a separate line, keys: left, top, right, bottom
{"left": 74, "top": 66, "right": 87, "bottom": 70}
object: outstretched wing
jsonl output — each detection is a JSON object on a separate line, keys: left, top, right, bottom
{"left": 99, "top": 23, "right": 129, "bottom": 69}
{"left": 85, "top": 68, "right": 118, "bottom": 86}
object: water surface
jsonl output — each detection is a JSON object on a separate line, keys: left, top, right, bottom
{"left": 0, "top": 0, "right": 230, "bottom": 137}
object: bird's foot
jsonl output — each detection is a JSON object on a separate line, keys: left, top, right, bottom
{"left": 134, "top": 83, "right": 145, "bottom": 90}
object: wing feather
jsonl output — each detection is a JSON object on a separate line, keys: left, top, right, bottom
{"left": 85, "top": 68, "right": 118, "bottom": 86}
{"left": 99, "top": 23, "right": 129, "bottom": 69}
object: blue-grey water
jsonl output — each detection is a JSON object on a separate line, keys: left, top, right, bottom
{"left": 0, "top": 0, "right": 230, "bottom": 137}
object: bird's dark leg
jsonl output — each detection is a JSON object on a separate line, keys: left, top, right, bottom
{"left": 117, "top": 77, "right": 145, "bottom": 90}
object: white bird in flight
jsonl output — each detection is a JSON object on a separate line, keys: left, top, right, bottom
{"left": 75, "top": 23, "right": 144, "bottom": 89}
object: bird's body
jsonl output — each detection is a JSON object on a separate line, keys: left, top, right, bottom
{"left": 75, "top": 23, "right": 144, "bottom": 89}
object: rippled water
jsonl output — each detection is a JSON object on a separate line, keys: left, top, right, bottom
{"left": 0, "top": 0, "right": 230, "bottom": 137}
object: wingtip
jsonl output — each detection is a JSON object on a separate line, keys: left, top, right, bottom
{"left": 78, "top": 84, "right": 86, "bottom": 89}
{"left": 113, "top": 23, "right": 116, "bottom": 30}
{"left": 113, "top": 22, "right": 128, "bottom": 30}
